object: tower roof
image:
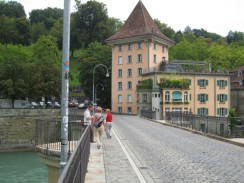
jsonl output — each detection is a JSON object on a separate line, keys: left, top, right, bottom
{"left": 105, "top": 0, "right": 174, "bottom": 45}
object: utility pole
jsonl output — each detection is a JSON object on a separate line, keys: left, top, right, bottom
{"left": 60, "top": 0, "right": 71, "bottom": 171}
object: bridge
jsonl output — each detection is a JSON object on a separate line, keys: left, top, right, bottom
{"left": 36, "top": 114, "right": 244, "bottom": 183}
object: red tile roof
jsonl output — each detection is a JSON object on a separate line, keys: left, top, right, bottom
{"left": 105, "top": 0, "right": 174, "bottom": 44}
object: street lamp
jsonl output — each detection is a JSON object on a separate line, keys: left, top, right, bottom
{"left": 93, "top": 64, "right": 109, "bottom": 114}
{"left": 95, "top": 83, "right": 104, "bottom": 105}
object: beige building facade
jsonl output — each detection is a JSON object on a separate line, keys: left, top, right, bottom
{"left": 141, "top": 72, "right": 230, "bottom": 117}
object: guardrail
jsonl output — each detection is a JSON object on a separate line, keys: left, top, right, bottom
{"left": 58, "top": 126, "right": 90, "bottom": 183}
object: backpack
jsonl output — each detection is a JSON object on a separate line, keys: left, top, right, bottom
{"left": 94, "top": 115, "right": 104, "bottom": 128}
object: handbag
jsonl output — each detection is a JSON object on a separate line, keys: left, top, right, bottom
{"left": 94, "top": 115, "right": 104, "bottom": 128}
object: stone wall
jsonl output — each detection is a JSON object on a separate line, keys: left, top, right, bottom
{"left": 0, "top": 109, "right": 60, "bottom": 152}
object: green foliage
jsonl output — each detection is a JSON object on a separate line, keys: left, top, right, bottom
{"left": 0, "top": 1, "right": 26, "bottom": 18}
{"left": 160, "top": 78, "right": 190, "bottom": 89}
{"left": 77, "top": 42, "right": 111, "bottom": 107}
{"left": 137, "top": 79, "right": 153, "bottom": 90}
{"left": 228, "top": 108, "right": 238, "bottom": 130}
{"left": 154, "top": 19, "right": 175, "bottom": 40}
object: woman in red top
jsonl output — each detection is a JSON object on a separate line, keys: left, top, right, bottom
{"left": 105, "top": 109, "right": 113, "bottom": 138}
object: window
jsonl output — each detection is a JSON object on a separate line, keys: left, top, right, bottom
{"left": 198, "top": 108, "right": 208, "bottom": 115}
{"left": 217, "top": 108, "right": 228, "bottom": 116}
{"left": 118, "top": 56, "right": 122, "bottom": 64}
{"left": 142, "top": 94, "right": 147, "bottom": 102}
{"left": 118, "top": 82, "right": 122, "bottom": 90}
{"left": 118, "top": 94, "right": 122, "bottom": 103}
{"left": 137, "top": 94, "right": 139, "bottom": 103}
{"left": 128, "top": 44, "right": 132, "bottom": 51}
{"left": 217, "top": 80, "right": 227, "bottom": 88}
{"left": 154, "top": 42, "right": 156, "bottom": 50}
{"left": 162, "top": 46, "right": 165, "bottom": 52}
{"left": 184, "top": 108, "right": 188, "bottom": 114}
{"left": 118, "top": 69, "right": 122, "bottom": 77}
{"left": 138, "top": 54, "right": 142, "bottom": 62}
{"left": 172, "top": 108, "right": 182, "bottom": 113}
{"left": 153, "top": 55, "right": 157, "bottom": 63}
{"left": 184, "top": 91, "right": 188, "bottom": 101}
{"left": 198, "top": 79, "right": 208, "bottom": 88}
{"left": 128, "top": 81, "right": 132, "bottom": 89}
{"left": 165, "top": 108, "right": 170, "bottom": 112}
{"left": 138, "top": 42, "right": 142, "bottom": 49}
{"left": 128, "top": 69, "right": 132, "bottom": 77}
{"left": 198, "top": 94, "right": 208, "bottom": 103}
{"left": 138, "top": 68, "right": 142, "bottom": 75}
{"left": 128, "top": 55, "right": 132, "bottom": 63}
{"left": 165, "top": 91, "right": 170, "bottom": 102}
{"left": 217, "top": 94, "right": 227, "bottom": 102}
{"left": 128, "top": 107, "right": 132, "bottom": 114}
{"left": 127, "top": 94, "right": 132, "bottom": 103}
{"left": 118, "top": 45, "right": 122, "bottom": 51}
{"left": 118, "top": 107, "right": 122, "bottom": 113}
{"left": 172, "top": 91, "right": 182, "bottom": 102}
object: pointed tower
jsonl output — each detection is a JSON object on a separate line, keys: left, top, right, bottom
{"left": 106, "top": 0, "right": 174, "bottom": 115}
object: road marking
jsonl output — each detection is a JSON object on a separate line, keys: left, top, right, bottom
{"left": 112, "top": 128, "right": 147, "bottom": 183}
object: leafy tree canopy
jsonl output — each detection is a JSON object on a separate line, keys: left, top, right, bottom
{"left": 0, "top": 1, "right": 26, "bottom": 18}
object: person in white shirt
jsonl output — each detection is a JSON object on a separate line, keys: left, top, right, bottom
{"left": 83, "top": 104, "right": 95, "bottom": 142}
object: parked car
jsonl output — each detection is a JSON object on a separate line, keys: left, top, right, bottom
{"left": 68, "top": 102, "right": 76, "bottom": 108}
{"left": 31, "top": 102, "right": 39, "bottom": 108}
{"left": 54, "top": 102, "right": 60, "bottom": 108}
{"left": 78, "top": 103, "right": 85, "bottom": 109}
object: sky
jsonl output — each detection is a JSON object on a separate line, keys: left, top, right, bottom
{"left": 9, "top": 0, "right": 244, "bottom": 37}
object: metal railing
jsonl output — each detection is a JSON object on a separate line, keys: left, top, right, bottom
{"left": 140, "top": 109, "right": 156, "bottom": 120}
{"left": 35, "top": 118, "right": 86, "bottom": 156}
{"left": 58, "top": 126, "right": 90, "bottom": 183}
{"left": 165, "top": 112, "right": 244, "bottom": 138}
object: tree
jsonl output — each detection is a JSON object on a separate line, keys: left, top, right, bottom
{"left": 154, "top": 19, "right": 175, "bottom": 40}
{"left": 75, "top": 0, "right": 110, "bottom": 47}
{"left": 31, "top": 35, "right": 61, "bottom": 102}
{"left": 29, "top": 8, "right": 63, "bottom": 30}
{"left": 0, "top": 1, "right": 26, "bottom": 18}
{"left": 50, "top": 17, "right": 63, "bottom": 50}
{"left": 77, "top": 42, "right": 111, "bottom": 108}
{"left": 30, "top": 22, "right": 48, "bottom": 43}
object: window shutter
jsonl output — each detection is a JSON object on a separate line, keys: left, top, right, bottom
{"left": 206, "top": 94, "right": 208, "bottom": 101}
{"left": 206, "top": 108, "right": 208, "bottom": 115}
{"left": 225, "top": 108, "right": 228, "bottom": 115}
{"left": 217, "top": 80, "right": 219, "bottom": 86}
{"left": 198, "top": 108, "right": 200, "bottom": 115}
{"left": 217, "top": 108, "right": 220, "bottom": 115}
{"left": 217, "top": 94, "right": 220, "bottom": 101}
{"left": 225, "top": 95, "right": 227, "bottom": 101}
{"left": 206, "top": 80, "right": 208, "bottom": 86}
{"left": 198, "top": 94, "right": 200, "bottom": 101}
{"left": 189, "top": 94, "right": 191, "bottom": 101}
{"left": 225, "top": 80, "right": 227, "bottom": 86}
{"left": 188, "top": 79, "right": 191, "bottom": 85}
{"left": 197, "top": 80, "right": 200, "bottom": 86}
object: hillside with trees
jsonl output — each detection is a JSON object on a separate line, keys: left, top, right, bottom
{"left": 0, "top": 0, "right": 244, "bottom": 107}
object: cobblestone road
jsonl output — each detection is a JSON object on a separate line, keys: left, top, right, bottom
{"left": 110, "top": 115, "right": 244, "bottom": 183}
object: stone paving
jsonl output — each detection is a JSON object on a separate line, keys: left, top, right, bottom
{"left": 85, "top": 116, "right": 244, "bottom": 183}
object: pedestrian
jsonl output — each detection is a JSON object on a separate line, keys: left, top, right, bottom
{"left": 83, "top": 104, "right": 95, "bottom": 143}
{"left": 92, "top": 107, "right": 105, "bottom": 149}
{"left": 105, "top": 108, "right": 113, "bottom": 138}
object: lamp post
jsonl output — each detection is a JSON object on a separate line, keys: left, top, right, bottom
{"left": 95, "top": 83, "right": 104, "bottom": 105}
{"left": 93, "top": 64, "right": 109, "bottom": 114}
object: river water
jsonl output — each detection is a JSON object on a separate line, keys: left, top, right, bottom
{"left": 0, "top": 151, "right": 48, "bottom": 183}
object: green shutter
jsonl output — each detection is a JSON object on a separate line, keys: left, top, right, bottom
{"left": 225, "top": 108, "right": 228, "bottom": 115}
{"left": 188, "top": 79, "right": 191, "bottom": 85}
{"left": 198, "top": 108, "right": 200, "bottom": 115}
{"left": 217, "top": 80, "right": 219, "bottom": 86}
{"left": 217, "top": 108, "right": 220, "bottom": 115}
{"left": 189, "top": 94, "right": 191, "bottom": 101}
{"left": 225, "top": 80, "right": 227, "bottom": 86}
{"left": 206, "top": 80, "right": 208, "bottom": 86}
{"left": 206, "top": 94, "right": 208, "bottom": 101}
{"left": 206, "top": 108, "right": 208, "bottom": 115}
{"left": 217, "top": 94, "right": 220, "bottom": 101}
{"left": 198, "top": 94, "right": 200, "bottom": 101}
{"left": 225, "top": 95, "right": 228, "bottom": 101}
{"left": 198, "top": 80, "right": 200, "bottom": 86}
